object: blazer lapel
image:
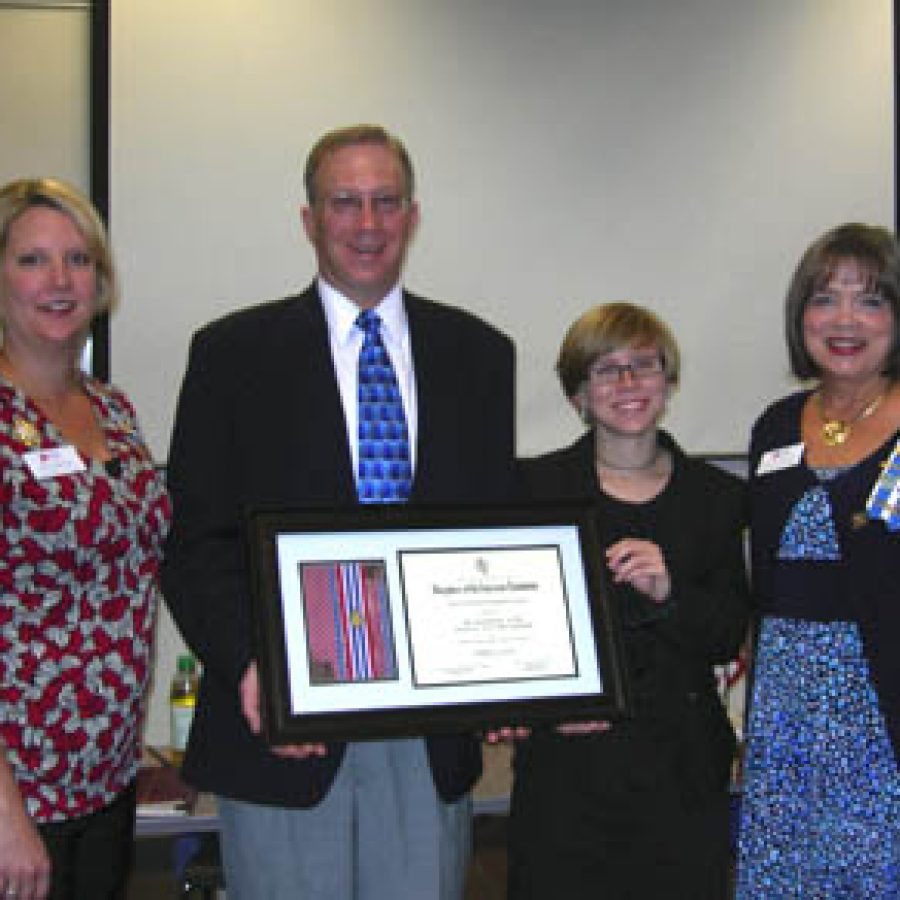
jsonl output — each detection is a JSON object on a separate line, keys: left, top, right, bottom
{"left": 287, "top": 286, "right": 357, "bottom": 500}
{"left": 404, "top": 293, "right": 437, "bottom": 499}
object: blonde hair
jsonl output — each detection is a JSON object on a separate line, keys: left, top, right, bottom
{"left": 0, "top": 177, "right": 118, "bottom": 315}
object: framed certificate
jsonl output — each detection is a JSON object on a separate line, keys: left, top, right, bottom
{"left": 246, "top": 504, "right": 629, "bottom": 743}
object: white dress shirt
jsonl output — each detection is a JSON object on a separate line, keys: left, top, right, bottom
{"left": 317, "top": 277, "right": 418, "bottom": 479}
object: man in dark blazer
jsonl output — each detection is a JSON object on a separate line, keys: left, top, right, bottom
{"left": 161, "top": 125, "right": 515, "bottom": 899}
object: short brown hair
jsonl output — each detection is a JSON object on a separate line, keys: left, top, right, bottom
{"left": 555, "top": 302, "right": 680, "bottom": 398}
{"left": 303, "top": 124, "right": 415, "bottom": 204}
{"left": 0, "top": 177, "right": 118, "bottom": 314}
{"left": 784, "top": 223, "right": 900, "bottom": 380}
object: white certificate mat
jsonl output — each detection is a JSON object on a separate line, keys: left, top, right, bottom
{"left": 248, "top": 505, "right": 629, "bottom": 743}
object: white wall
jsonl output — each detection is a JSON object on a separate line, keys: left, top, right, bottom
{"left": 110, "top": 0, "right": 894, "bottom": 463}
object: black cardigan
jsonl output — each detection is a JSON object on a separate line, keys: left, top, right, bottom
{"left": 749, "top": 391, "right": 900, "bottom": 757}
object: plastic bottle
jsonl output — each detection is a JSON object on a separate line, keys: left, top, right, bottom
{"left": 169, "top": 654, "right": 199, "bottom": 763}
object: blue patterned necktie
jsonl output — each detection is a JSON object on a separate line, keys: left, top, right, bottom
{"left": 356, "top": 309, "right": 412, "bottom": 503}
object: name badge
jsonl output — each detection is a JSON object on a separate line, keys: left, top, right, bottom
{"left": 756, "top": 442, "right": 804, "bottom": 476}
{"left": 24, "top": 445, "right": 86, "bottom": 479}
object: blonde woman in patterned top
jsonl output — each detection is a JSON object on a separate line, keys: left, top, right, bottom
{"left": 0, "top": 179, "right": 170, "bottom": 900}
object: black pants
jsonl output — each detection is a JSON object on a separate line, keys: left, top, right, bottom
{"left": 38, "top": 783, "right": 136, "bottom": 900}
{"left": 508, "top": 737, "right": 731, "bottom": 900}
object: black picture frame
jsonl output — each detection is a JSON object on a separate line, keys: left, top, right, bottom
{"left": 246, "top": 503, "right": 630, "bottom": 744}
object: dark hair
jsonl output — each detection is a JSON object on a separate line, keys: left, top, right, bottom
{"left": 785, "top": 223, "right": 900, "bottom": 379}
{"left": 303, "top": 124, "right": 415, "bottom": 204}
{"left": 555, "top": 302, "right": 680, "bottom": 398}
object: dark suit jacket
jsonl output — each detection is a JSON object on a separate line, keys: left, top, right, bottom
{"left": 514, "top": 431, "right": 750, "bottom": 799}
{"left": 161, "top": 284, "right": 515, "bottom": 807}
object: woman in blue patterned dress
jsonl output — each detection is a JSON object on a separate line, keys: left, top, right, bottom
{"left": 736, "top": 223, "right": 900, "bottom": 897}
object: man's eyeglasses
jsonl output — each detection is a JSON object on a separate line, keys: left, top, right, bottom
{"left": 588, "top": 355, "right": 665, "bottom": 386}
{"left": 320, "top": 192, "right": 409, "bottom": 219}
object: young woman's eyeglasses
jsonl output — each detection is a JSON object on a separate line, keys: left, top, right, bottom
{"left": 588, "top": 355, "right": 665, "bottom": 386}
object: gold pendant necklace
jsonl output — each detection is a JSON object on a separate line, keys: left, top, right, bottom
{"left": 816, "top": 390, "right": 885, "bottom": 446}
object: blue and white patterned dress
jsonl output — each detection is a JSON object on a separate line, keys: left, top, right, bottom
{"left": 736, "top": 476, "right": 900, "bottom": 898}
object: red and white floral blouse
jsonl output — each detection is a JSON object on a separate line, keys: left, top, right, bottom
{"left": 0, "top": 375, "right": 170, "bottom": 822}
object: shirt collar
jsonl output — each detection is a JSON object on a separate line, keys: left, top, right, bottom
{"left": 317, "top": 278, "right": 406, "bottom": 348}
